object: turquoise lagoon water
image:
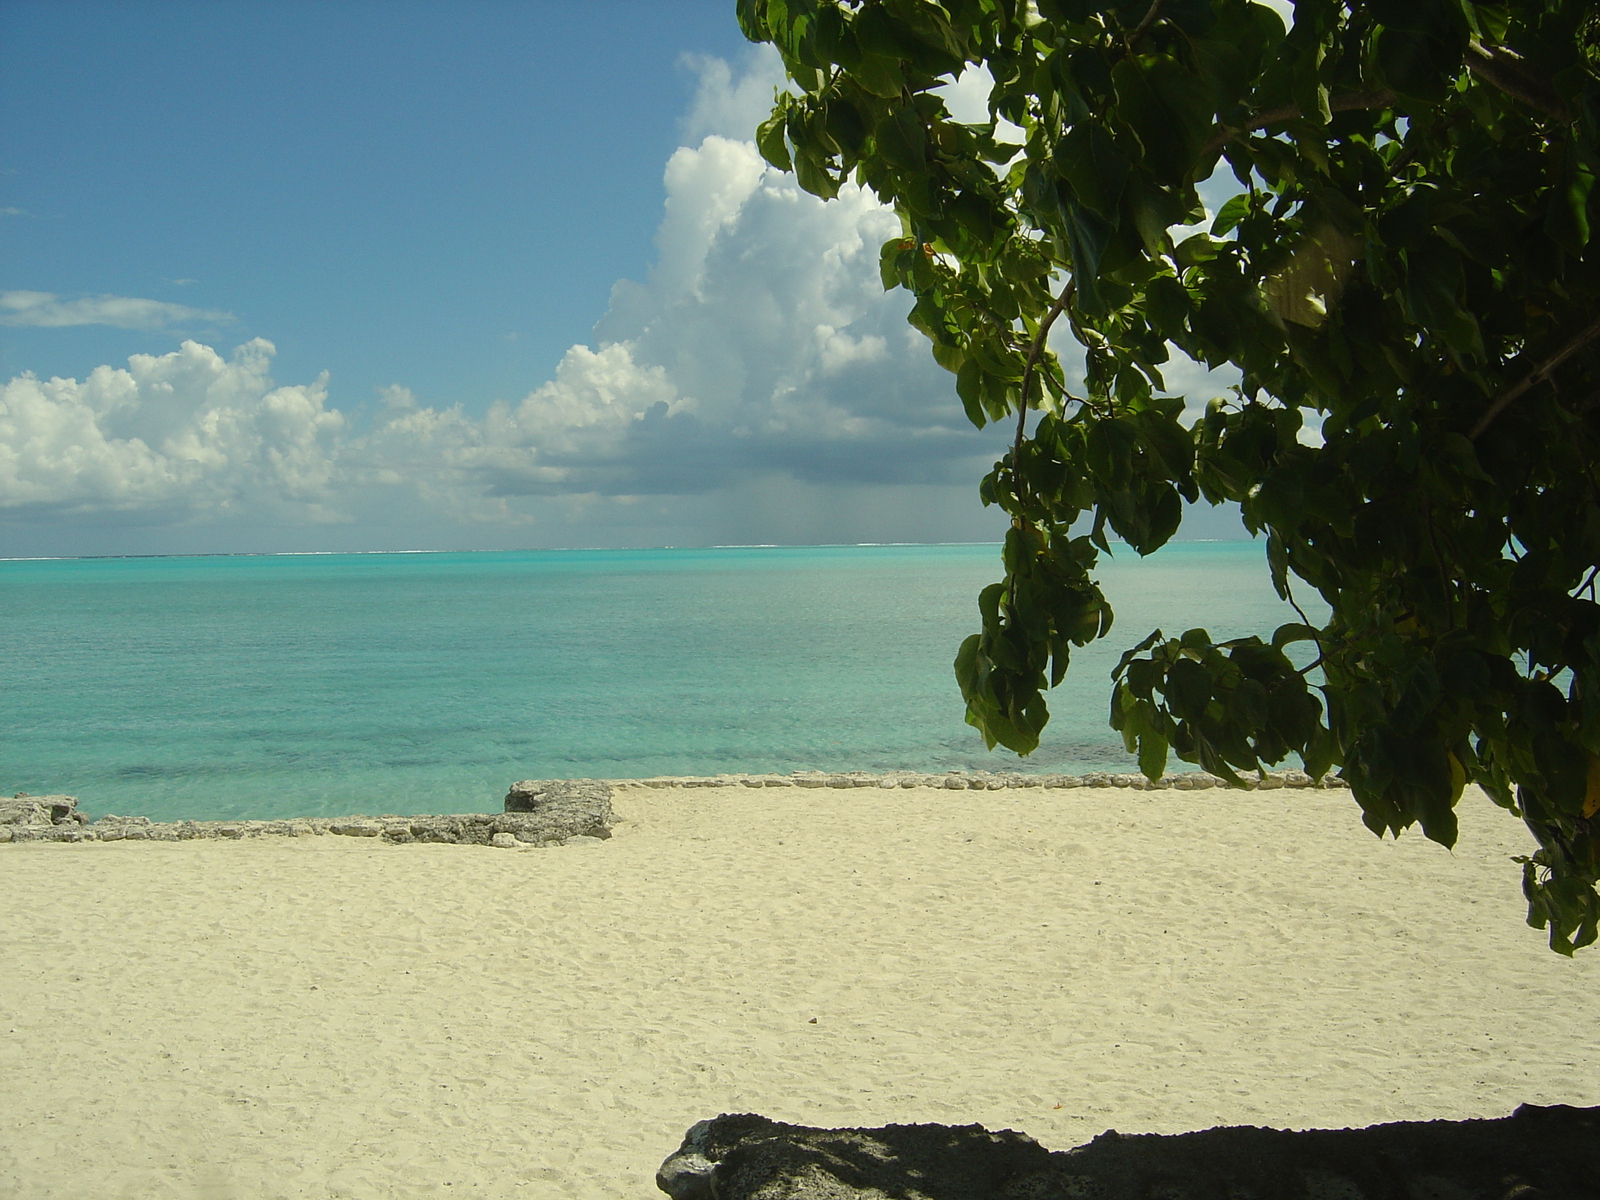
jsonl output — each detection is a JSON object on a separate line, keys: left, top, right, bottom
{"left": 1, "top": 542, "right": 1317, "bottom": 822}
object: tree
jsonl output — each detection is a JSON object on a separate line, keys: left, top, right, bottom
{"left": 737, "top": 0, "right": 1600, "bottom": 953}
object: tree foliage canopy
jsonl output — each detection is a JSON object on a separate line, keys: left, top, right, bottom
{"left": 738, "top": 0, "right": 1600, "bottom": 952}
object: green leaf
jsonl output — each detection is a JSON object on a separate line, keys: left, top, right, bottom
{"left": 793, "top": 150, "right": 839, "bottom": 199}
{"left": 954, "top": 633, "right": 981, "bottom": 698}
{"left": 875, "top": 105, "right": 927, "bottom": 172}
{"left": 1085, "top": 417, "right": 1136, "bottom": 487}
{"left": 956, "top": 359, "right": 988, "bottom": 428}
{"left": 1265, "top": 531, "right": 1289, "bottom": 600}
{"left": 881, "top": 0, "right": 963, "bottom": 62}
{"left": 1546, "top": 147, "right": 1595, "bottom": 254}
{"left": 1143, "top": 274, "right": 1191, "bottom": 340}
{"left": 1063, "top": 201, "right": 1114, "bottom": 314}
{"left": 1374, "top": 26, "right": 1455, "bottom": 103}
{"left": 1111, "top": 628, "right": 1165, "bottom": 679}
{"left": 1138, "top": 728, "right": 1170, "bottom": 781}
{"left": 1054, "top": 124, "right": 1130, "bottom": 221}
{"left": 1110, "top": 53, "right": 1214, "bottom": 186}
{"left": 1167, "top": 656, "right": 1212, "bottom": 720}
{"left": 850, "top": 51, "right": 906, "bottom": 98}
{"left": 1210, "top": 193, "right": 1251, "bottom": 237}
{"left": 879, "top": 237, "right": 909, "bottom": 291}
{"left": 931, "top": 340, "right": 964, "bottom": 373}
{"left": 1271, "top": 623, "right": 1321, "bottom": 650}
{"left": 1303, "top": 724, "right": 1338, "bottom": 782}
{"left": 757, "top": 108, "right": 792, "bottom": 171}
{"left": 736, "top": 0, "right": 770, "bottom": 42}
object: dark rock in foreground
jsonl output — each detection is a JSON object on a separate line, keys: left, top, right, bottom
{"left": 656, "top": 1105, "right": 1600, "bottom": 1199}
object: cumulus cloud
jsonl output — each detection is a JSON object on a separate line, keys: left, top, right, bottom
{"left": 0, "top": 339, "right": 341, "bottom": 521}
{"left": 2, "top": 75, "right": 1003, "bottom": 545}
{"left": 0, "top": 289, "right": 233, "bottom": 330}
{"left": 678, "top": 47, "right": 787, "bottom": 145}
{"left": 338, "top": 129, "right": 993, "bottom": 519}
{"left": 2, "top": 51, "right": 1248, "bottom": 548}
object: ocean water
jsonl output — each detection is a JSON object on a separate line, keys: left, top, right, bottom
{"left": 2, "top": 542, "right": 1318, "bottom": 822}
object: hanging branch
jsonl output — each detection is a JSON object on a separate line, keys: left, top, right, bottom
{"left": 1013, "top": 281, "right": 1076, "bottom": 471}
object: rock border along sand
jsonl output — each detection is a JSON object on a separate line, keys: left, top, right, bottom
{"left": 0, "top": 780, "right": 614, "bottom": 847}
{"left": 626, "top": 768, "right": 1344, "bottom": 791}
{"left": 0, "top": 769, "right": 1345, "bottom": 845}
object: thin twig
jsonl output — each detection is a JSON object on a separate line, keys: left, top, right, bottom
{"left": 1125, "top": 0, "right": 1163, "bottom": 50}
{"left": 1580, "top": 562, "right": 1600, "bottom": 603}
{"left": 1013, "top": 280, "right": 1076, "bottom": 467}
{"left": 1286, "top": 585, "right": 1314, "bottom": 630}
{"left": 1470, "top": 313, "right": 1600, "bottom": 439}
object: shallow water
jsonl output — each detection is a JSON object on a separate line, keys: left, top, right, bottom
{"left": 2, "top": 541, "right": 1319, "bottom": 821}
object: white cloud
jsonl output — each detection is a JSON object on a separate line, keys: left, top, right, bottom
{"left": 1, "top": 111, "right": 999, "bottom": 546}
{"left": 0, "top": 339, "right": 341, "bottom": 521}
{"left": 678, "top": 47, "right": 787, "bottom": 145}
{"left": 3, "top": 51, "right": 1249, "bottom": 549}
{"left": 355, "top": 128, "right": 992, "bottom": 515}
{"left": 0, "top": 290, "right": 233, "bottom": 331}
{"left": 935, "top": 64, "right": 1026, "bottom": 145}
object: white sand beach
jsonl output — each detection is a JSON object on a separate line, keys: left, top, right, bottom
{"left": 3, "top": 783, "right": 1597, "bottom": 1200}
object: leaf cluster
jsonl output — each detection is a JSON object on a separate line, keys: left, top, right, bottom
{"left": 742, "top": 0, "right": 1600, "bottom": 952}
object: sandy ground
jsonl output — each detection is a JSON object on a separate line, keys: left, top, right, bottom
{"left": 2, "top": 783, "right": 1597, "bottom": 1200}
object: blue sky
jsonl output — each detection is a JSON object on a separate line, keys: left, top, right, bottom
{"left": 1, "top": 0, "right": 1248, "bottom": 556}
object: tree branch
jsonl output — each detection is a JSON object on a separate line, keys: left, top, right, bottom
{"left": 1125, "top": 0, "right": 1163, "bottom": 50}
{"left": 1465, "top": 41, "right": 1570, "bottom": 122}
{"left": 1198, "top": 40, "right": 1571, "bottom": 170}
{"left": 1199, "top": 90, "right": 1396, "bottom": 163}
{"left": 1013, "top": 281, "right": 1076, "bottom": 468}
{"left": 1470, "top": 314, "right": 1600, "bottom": 440}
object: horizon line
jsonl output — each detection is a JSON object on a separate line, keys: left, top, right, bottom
{"left": 0, "top": 536, "right": 1260, "bottom": 563}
